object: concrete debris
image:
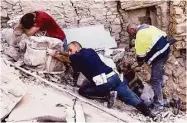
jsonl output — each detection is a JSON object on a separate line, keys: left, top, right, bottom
{"left": 1, "top": 28, "right": 17, "bottom": 46}
{"left": 140, "top": 83, "right": 154, "bottom": 106}
{"left": 24, "top": 44, "right": 47, "bottom": 67}
{"left": 4, "top": 46, "right": 20, "bottom": 61}
{"left": 64, "top": 25, "right": 117, "bottom": 49}
{"left": 7, "top": 15, "right": 23, "bottom": 28}
{"left": 0, "top": 58, "right": 27, "bottom": 120}
{"left": 0, "top": 0, "right": 186, "bottom": 121}
{"left": 6, "top": 90, "right": 67, "bottom": 122}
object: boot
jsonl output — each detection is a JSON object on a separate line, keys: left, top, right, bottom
{"left": 135, "top": 102, "right": 151, "bottom": 116}
{"left": 150, "top": 104, "right": 164, "bottom": 117}
{"left": 107, "top": 91, "right": 117, "bottom": 108}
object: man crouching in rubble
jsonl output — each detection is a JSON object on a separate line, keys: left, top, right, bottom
{"left": 48, "top": 41, "right": 150, "bottom": 116}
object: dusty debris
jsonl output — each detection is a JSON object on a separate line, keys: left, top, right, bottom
{"left": 4, "top": 46, "right": 20, "bottom": 61}
{"left": 0, "top": 59, "right": 27, "bottom": 120}
{"left": 6, "top": 89, "right": 67, "bottom": 122}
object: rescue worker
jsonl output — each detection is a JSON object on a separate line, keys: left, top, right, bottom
{"left": 127, "top": 23, "right": 170, "bottom": 117}
{"left": 48, "top": 41, "right": 150, "bottom": 116}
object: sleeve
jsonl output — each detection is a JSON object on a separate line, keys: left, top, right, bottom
{"left": 135, "top": 38, "right": 146, "bottom": 57}
{"left": 135, "top": 33, "right": 147, "bottom": 64}
{"left": 69, "top": 53, "right": 82, "bottom": 72}
{"left": 55, "top": 54, "right": 71, "bottom": 63}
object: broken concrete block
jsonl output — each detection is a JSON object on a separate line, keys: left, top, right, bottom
{"left": 7, "top": 15, "right": 23, "bottom": 28}
{"left": 24, "top": 36, "right": 65, "bottom": 72}
{"left": 0, "top": 72, "right": 26, "bottom": 120}
{"left": 24, "top": 44, "right": 47, "bottom": 67}
{"left": 1, "top": 28, "right": 16, "bottom": 46}
{"left": 140, "top": 83, "right": 154, "bottom": 106}
{"left": 29, "top": 36, "right": 63, "bottom": 50}
{"left": 64, "top": 25, "right": 117, "bottom": 49}
{"left": 7, "top": 93, "right": 67, "bottom": 122}
{"left": 4, "top": 46, "right": 20, "bottom": 61}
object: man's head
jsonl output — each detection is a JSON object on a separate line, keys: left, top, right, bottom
{"left": 127, "top": 23, "right": 137, "bottom": 38}
{"left": 20, "top": 13, "right": 35, "bottom": 29}
{"left": 67, "top": 41, "right": 82, "bottom": 55}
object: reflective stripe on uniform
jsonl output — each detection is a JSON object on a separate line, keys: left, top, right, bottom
{"left": 146, "top": 34, "right": 167, "bottom": 53}
{"left": 147, "top": 43, "right": 170, "bottom": 65}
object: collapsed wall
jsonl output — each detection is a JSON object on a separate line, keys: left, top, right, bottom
{"left": 1, "top": 0, "right": 186, "bottom": 110}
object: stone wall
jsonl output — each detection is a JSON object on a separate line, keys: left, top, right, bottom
{"left": 171, "top": 1, "right": 186, "bottom": 57}
{"left": 0, "top": 0, "right": 173, "bottom": 48}
{"left": 1, "top": 0, "right": 186, "bottom": 110}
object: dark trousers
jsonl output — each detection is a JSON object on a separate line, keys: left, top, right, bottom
{"left": 79, "top": 74, "right": 141, "bottom": 106}
{"left": 151, "top": 55, "right": 169, "bottom": 106}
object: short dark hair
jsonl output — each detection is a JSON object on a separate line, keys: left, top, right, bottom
{"left": 20, "top": 13, "right": 35, "bottom": 29}
{"left": 68, "top": 41, "right": 82, "bottom": 48}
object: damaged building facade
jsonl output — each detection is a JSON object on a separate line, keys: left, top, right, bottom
{"left": 1, "top": 0, "right": 186, "bottom": 111}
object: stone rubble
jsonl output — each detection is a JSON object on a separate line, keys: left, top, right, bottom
{"left": 0, "top": 0, "right": 186, "bottom": 121}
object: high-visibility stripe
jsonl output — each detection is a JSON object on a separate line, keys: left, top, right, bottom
{"left": 146, "top": 34, "right": 167, "bottom": 53}
{"left": 147, "top": 43, "right": 170, "bottom": 65}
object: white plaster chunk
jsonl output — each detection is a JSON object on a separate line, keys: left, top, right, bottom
{"left": 24, "top": 44, "right": 47, "bottom": 67}
{"left": 64, "top": 25, "right": 117, "bottom": 49}
{"left": 4, "top": 46, "right": 20, "bottom": 61}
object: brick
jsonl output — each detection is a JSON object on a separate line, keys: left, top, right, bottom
{"left": 176, "top": 22, "right": 186, "bottom": 34}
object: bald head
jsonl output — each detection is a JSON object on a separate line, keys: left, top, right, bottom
{"left": 67, "top": 41, "right": 82, "bottom": 55}
{"left": 127, "top": 23, "right": 137, "bottom": 38}
{"left": 127, "top": 23, "right": 137, "bottom": 31}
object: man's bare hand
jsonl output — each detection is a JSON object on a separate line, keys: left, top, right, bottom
{"left": 47, "top": 49, "right": 59, "bottom": 57}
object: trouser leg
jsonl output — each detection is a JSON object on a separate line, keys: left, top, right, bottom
{"left": 115, "top": 82, "right": 142, "bottom": 106}
{"left": 151, "top": 56, "right": 168, "bottom": 106}
{"left": 78, "top": 74, "right": 120, "bottom": 99}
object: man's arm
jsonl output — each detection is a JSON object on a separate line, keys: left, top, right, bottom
{"left": 54, "top": 54, "right": 71, "bottom": 63}
{"left": 59, "top": 52, "right": 69, "bottom": 57}
{"left": 14, "top": 24, "right": 24, "bottom": 36}
{"left": 25, "top": 26, "right": 40, "bottom": 36}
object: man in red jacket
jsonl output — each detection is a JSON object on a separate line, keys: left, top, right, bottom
{"left": 14, "top": 11, "right": 67, "bottom": 51}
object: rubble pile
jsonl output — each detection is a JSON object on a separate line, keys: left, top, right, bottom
{"left": 1, "top": 53, "right": 186, "bottom": 122}
{"left": 0, "top": 0, "right": 186, "bottom": 122}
